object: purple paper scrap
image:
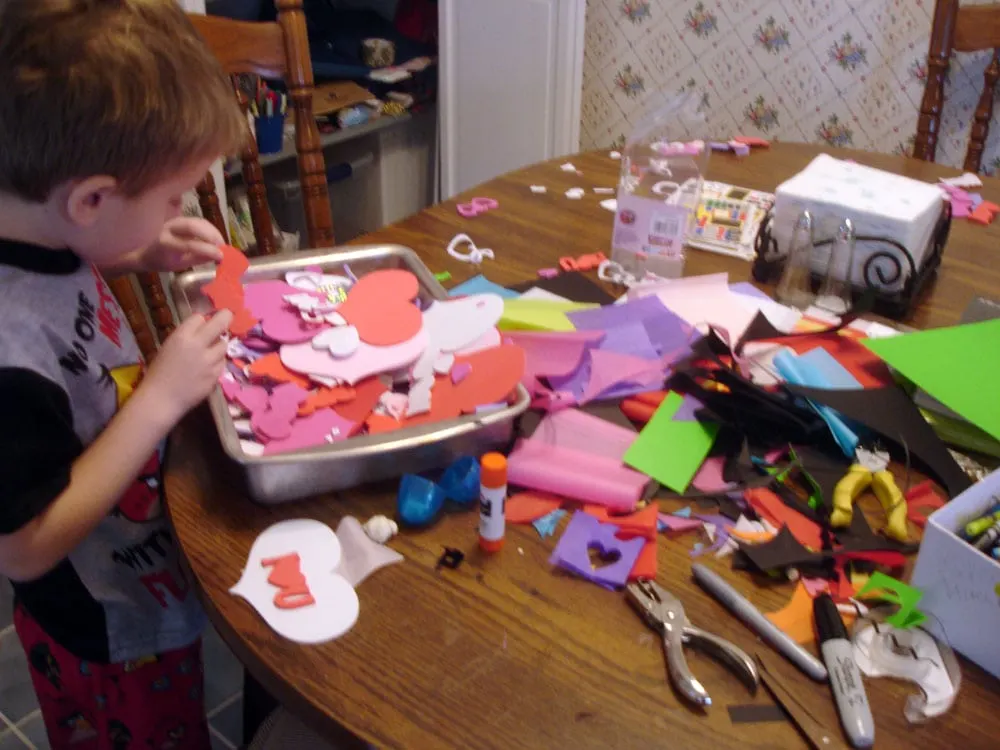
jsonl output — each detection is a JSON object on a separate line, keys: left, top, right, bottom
{"left": 549, "top": 512, "right": 644, "bottom": 590}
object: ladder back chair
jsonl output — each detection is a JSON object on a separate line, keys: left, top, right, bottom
{"left": 109, "top": 0, "right": 334, "bottom": 359}
{"left": 915, "top": 0, "right": 1000, "bottom": 173}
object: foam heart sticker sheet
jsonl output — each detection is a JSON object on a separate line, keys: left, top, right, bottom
{"left": 206, "top": 250, "right": 525, "bottom": 456}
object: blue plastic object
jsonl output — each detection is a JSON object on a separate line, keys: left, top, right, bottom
{"left": 397, "top": 474, "right": 446, "bottom": 527}
{"left": 438, "top": 456, "right": 480, "bottom": 506}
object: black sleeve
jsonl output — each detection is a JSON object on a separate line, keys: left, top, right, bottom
{"left": 0, "top": 368, "right": 83, "bottom": 533}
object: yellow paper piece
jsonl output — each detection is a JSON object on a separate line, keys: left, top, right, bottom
{"left": 498, "top": 299, "right": 597, "bottom": 332}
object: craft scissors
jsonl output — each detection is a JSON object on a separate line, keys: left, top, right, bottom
{"left": 626, "top": 579, "right": 759, "bottom": 708}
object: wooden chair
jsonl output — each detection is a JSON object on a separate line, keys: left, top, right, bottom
{"left": 915, "top": 0, "right": 1000, "bottom": 173}
{"left": 109, "top": 0, "right": 334, "bottom": 359}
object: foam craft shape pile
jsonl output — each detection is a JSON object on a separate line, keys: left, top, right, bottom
{"left": 230, "top": 519, "right": 359, "bottom": 644}
{"left": 862, "top": 319, "right": 1000, "bottom": 443}
{"left": 214, "top": 260, "right": 525, "bottom": 456}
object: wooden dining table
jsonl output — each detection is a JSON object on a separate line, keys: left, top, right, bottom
{"left": 166, "top": 143, "right": 1000, "bottom": 749}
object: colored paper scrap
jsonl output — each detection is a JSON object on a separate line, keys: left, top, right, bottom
{"left": 773, "top": 349, "right": 859, "bottom": 457}
{"left": 765, "top": 582, "right": 855, "bottom": 645}
{"left": 499, "top": 299, "right": 597, "bottom": 332}
{"left": 549, "top": 512, "right": 645, "bottom": 590}
{"left": 855, "top": 572, "right": 926, "bottom": 629}
{"left": 862, "top": 319, "right": 1000, "bottom": 443}
{"left": 449, "top": 274, "right": 519, "bottom": 299}
{"left": 532, "top": 509, "right": 567, "bottom": 538}
{"left": 657, "top": 513, "right": 703, "bottom": 533}
{"left": 623, "top": 392, "right": 719, "bottom": 493}
{"left": 744, "top": 487, "right": 824, "bottom": 551}
{"left": 503, "top": 329, "right": 605, "bottom": 392}
{"left": 504, "top": 492, "right": 563, "bottom": 524}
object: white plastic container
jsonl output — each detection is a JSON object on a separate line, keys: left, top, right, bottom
{"left": 611, "top": 94, "right": 709, "bottom": 280}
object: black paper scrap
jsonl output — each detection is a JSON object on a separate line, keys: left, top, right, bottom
{"left": 727, "top": 704, "right": 788, "bottom": 724}
{"left": 507, "top": 271, "right": 616, "bottom": 305}
{"left": 784, "top": 384, "right": 971, "bottom": 498}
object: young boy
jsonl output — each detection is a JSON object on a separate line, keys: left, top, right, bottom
{"left": 0, "top": 1, "right": 248, "bottom": 747}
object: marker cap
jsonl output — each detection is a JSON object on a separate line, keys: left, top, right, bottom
{"left": 813, "top": 593, "right": 848, "bottom": 644}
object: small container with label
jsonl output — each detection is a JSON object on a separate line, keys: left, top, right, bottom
{"left": 478, "top": 453, "right": 507, "bottom": 553}
{"left": 611, "top": 93, "right": 709, "bottom": 279}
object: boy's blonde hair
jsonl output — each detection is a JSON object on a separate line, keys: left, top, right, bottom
{"left": 0, "top": 0, "right": 247, "bottom": 202}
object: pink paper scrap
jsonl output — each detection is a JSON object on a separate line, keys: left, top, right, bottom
{"left": 657, "top": 514, "right": 703, "bottom": 533}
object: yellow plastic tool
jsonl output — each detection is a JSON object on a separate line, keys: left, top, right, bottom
{"left": 871, "top": 470, "right": 909, "bottom": 542}
{"left": 830, "top": 464, "right": 909, "bottom": 542}
{"left": 830, "top": 464, "right": 873, "bottom": 528}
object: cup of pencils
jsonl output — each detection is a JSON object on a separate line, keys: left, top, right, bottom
{"left": 252, "top": 83, "right": 287, "bottom": 156}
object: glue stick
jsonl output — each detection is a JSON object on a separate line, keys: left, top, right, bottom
{"left": 478, "top": 453, "right": 507, "bottom": 553}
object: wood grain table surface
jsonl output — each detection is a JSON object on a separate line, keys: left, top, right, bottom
{"left": 166, "top": 144, "right": 1000, "bottom": 749}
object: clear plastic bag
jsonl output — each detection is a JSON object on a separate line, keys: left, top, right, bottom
{"left": 611, "top": 92, "right": 709, "bottom": 279}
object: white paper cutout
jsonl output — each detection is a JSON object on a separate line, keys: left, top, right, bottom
{"left": 530, "top": 185, "right": 547, "bottom": 194}
{"left": 565, "top": 187, "right": 584, "bottom": 199}
{"left": 335, "top": 516, "right": 403, "bottom": 588}
{"left": 230, "top": 519, "right": 359, "bottom": 644}
{"left": 600, "top": 199, "right": 618, "bottom": 212}
{"left": 312, "top": 326, "right": 361, "bottom": 358}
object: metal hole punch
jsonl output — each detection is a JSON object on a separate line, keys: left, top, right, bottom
{"left": 626, "top": 579, "right": 760, "bottom": 708}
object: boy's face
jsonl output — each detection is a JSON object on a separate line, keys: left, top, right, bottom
{"left": 66, "top": 156, "right": 217, "bottom": 263}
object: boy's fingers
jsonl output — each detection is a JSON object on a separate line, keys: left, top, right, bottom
{"left": 198, "top": 309, "right": 234, "bottom": 342}
{"left": 209, "top": 339, "right": 229, "bottom": 361}
{"left": 184, "top": 241, "right": 223, "bottom": 263}
{"left": 170, "top": 217, "right": 226, "bottom": 246}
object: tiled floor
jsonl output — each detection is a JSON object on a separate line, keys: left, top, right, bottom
{"left": 0, "top": 581, "right": 245, "bottom": 749}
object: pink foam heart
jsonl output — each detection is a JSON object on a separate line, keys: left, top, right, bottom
{"left": 280, "top": 327, "right": 428, "bottom": 385}
{"left": 224, "top": 382, "right": 269, "bottom": 413}
{"left": 244, "top": 280, "right": 331, "bottom": 344}
{"left": 262, "top": 408, "right": 356, "bottom": 455}
{"left": 451, "top": 362, "right": 472, "bottom": 384}
{"left": 251, "top": 383, "right": 310, "bottom": 441}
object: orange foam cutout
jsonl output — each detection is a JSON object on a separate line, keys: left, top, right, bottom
{"left": 733, "top": 135, "right": 770, "bottom": 148}
{"left": 729, "top": 527, "right": 777, "bottom": 544}
{"left": 628, "top": 539, "right": 657, "bottom": 580}
{"left": 507, "top": 492, "right": 563, "bottom": 524}
{"left": 367, "top": 344, "right": 527, "bottom": 432}
{"left": 202, "top": 244, "right": 258, "bottom": 336}
{"left": 583, "top": 504, "right": 658, "bottom": 540}
{"left": 248, "top": 352, "right": 312, "bottom": 389}
{"left": 766, "top": 581, "right": 855, "bottom": 645}
{"left": 745, "top": 487, "right": 823, "bottom": 550}
{"left": 261, "top": 553, "right": 314, "bottom": 609}
{"left": 298, "top": 384, "right": 356, "bottom": 417}
{"left": 337, "top": 269, "right": 422, "bottom": 346}
{"left": 365, "top": 413, "right": 400, "bottom": 435}
{"left": 333, "top": 376, "right": 388, "bottom": 424}
{"left": 969, "top": 203, "right": 995, "bottom": 225}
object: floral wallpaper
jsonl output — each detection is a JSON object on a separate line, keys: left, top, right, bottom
{"left": 581, "top": 0, "right": 1000, "bottom": 174}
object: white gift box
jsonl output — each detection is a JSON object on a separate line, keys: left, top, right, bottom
{"left": 911, "top": 468, "right": 1000, "bottom": 679}
{"left": 772, "top": 155, "right": 945, "bottom": 292}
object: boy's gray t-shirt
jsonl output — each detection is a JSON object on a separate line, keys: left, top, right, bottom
{"left": 0, "top": 242, "right": 204, "bottom": 663}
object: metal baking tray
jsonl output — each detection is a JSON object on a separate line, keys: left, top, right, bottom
{"left": 171, "top": 244, "right": 530, "bottom": 504}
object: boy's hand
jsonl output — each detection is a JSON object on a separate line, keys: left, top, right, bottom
{"left": 138, "top": 310, "right": 233, "bottom": 428}
{"left": 142, "top": 217, "right": 226, "bottom": 271}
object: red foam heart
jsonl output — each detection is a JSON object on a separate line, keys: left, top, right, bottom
{"left": 298, "top": 385, "right": 357, "bottom": 417}
{"left": 248, "top": 352, "right": 312, "bottom": 389}
{"left": 202, "top": 245, "right": 258, "bottom": 336}
{"left": 336, "top": 269, "right": 421, "bottom": 346}
{"left": 333, "top": 376, "right": 389, "bottom": 424}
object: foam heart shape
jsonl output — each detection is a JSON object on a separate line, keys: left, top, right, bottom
{"left": 203, "top": 245, "right": 258, "bottom": 336}
{"left": 250, "top": 383, "right": 309, "bottom": 442}
{"left": 262, "top": 408, "right": 356, "bottom": 455}
{"left": 297, "top": 384, "right": 356, "bottom": 417}
{"left": 279, "top": 326, "right": 428, "bottom": 386}
{"left": 244, "top": 280, "right": 330, "bottom": 344}
{"left": 312, "top": 326, "right": 361, "bottom": 358}
{"left": 335, "top": 269, "right": 421, "bottom": 346}
{"left": 333, "top": 377, "right": 389, "bottom": 424}
{"left": 247, "top": 352, "right": 312, "bottom": 389}
{"left": 230, "top": 519, "right": 359, "bottom": 644}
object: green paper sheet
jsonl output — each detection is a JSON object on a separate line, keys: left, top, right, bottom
{"left": 624, "top": 392, "right": 719, "bottom": 493}
{"left": 856, "top": 571, "right": 926, "bottom": 629}
{"left": 498, "top": 299, "right": 597, "bottom": 332}
{"left": 863, "top": 319, "right": 1000, "bottom": 443}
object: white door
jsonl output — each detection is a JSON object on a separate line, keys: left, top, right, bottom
{"left": 439, "top": 0, "right": 585, "bottom": 198}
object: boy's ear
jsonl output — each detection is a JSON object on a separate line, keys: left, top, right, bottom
{"left": 64, "top": 176, "right": 119, "bottom": 227}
